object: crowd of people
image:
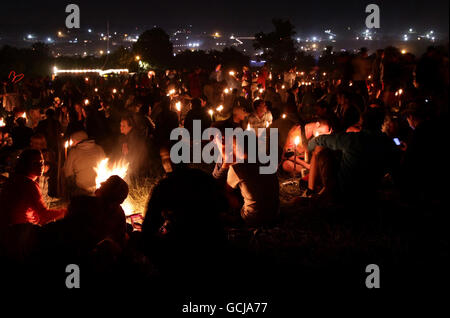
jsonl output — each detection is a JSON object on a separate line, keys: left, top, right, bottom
{"left": 0, "top": 45, "right": 448, "bottom": 288}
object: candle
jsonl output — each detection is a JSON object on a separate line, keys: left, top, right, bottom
{"left": 64, "top": 140, "right": 69, "bottom": 160}
{"left": 293, "top": 136, "right": 300, "bottom": 178}
{"left": 175, "top": 102, "right": 182, "bottom": 124}
{"left": 208, "top": 109, "right": 214, "bottom": 121}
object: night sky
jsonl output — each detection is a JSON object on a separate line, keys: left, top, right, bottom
{"left": 0, "top": 0, "right": 449, "bottom": 36}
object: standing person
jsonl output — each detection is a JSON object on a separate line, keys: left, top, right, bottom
{"left": 154, "top": 97, "right": 179, "bottom": 173}
{"left": 63, "top": 130, "right": 105, "bottom": 197}
{"left": 209, "top": 64, "right": 223, "bottom": 83}
{"left": 189, "top": 68, "right": 203, "bottom": 99}
{"left": 118, "top": 115, "right": 149, "bottom": 180}
{"left": 11, "top": 117, "right": 33, "bottom": 150}
{"left": 184, "top": 98, "right": 212, "bottom": 138}
{"left": 66, "top": 103, "right": 86, "bottom": 137}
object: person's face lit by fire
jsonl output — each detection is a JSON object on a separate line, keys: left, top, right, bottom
{"left": 313, "top": 122, "right": 331, "bottom": 136}
{"left": 120, "top": 119, "right": 133, "bottom": 135}
{"left": 29, "top": 153, "right": 45, "bottom": 179}
{"left": 234, "top": 107, "right": 248, "bottom": 123}
{"left": 256, "top": 102, "right": 267, "bottom": 117}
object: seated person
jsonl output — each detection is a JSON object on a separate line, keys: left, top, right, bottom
{"left": 142, "top": 168, "right": 228, "bottom": 289}
{"left": 305, "top": 107, "right": 399, "bottom": 203}
{"left": 247, "top": 100, "right": 273, "bottom": 129}
{"left": 281, "top": 118, "right": 331, "bottom": 174}
{"left": 63, "top": 130, "right": 105, "bottom": 197}
{"left": 0, "top": 149, "right": 66, "bottom": 227}
{"left": 64, "top": 175, "right": 129, "bottom": 251}
{"left": 215, "top": 130, "right": 280, "bottom": 226}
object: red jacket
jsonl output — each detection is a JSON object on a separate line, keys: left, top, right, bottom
{"left": 0, "top": 175, "right": 66, "bottom": 226}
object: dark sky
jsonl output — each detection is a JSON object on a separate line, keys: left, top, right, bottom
{"left": 1, "top": 0, "right": 448, "bottom": 36}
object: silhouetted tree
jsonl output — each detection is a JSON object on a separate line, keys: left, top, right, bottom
{"left": 133, "top": 28, "right": 173, "bottom": 70}
{"left": 253, "top": 19, "right": 297, "bottom": 71}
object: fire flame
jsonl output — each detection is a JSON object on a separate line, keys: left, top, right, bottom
{"left": 94, "top": 158, "right": 134, "bottom": 216}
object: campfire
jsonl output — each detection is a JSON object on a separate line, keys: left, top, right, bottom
{"left": 94, "top": 158, "right": 135, "bottom": 216}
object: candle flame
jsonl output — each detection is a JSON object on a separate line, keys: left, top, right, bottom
{"left": 216, "top": 105, "right": 224, "bottom": 112}
{"left": 282, "top": 114, "right": 286, "bottom": 119}
{"left": 0, "top": 118, "right": 5, "bottom": 127}
{"left": 175, "top": 102, "right": 181, "bottom": 112}
{"left": 294, "top": 136, "right": 300, "bottom": 146}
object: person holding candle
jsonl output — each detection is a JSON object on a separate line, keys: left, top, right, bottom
{"left": 304, "top": 107, "right": 399, "bottom": 204}
{"left": 281, "top": 118, "right": 332, "bottom": 175}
